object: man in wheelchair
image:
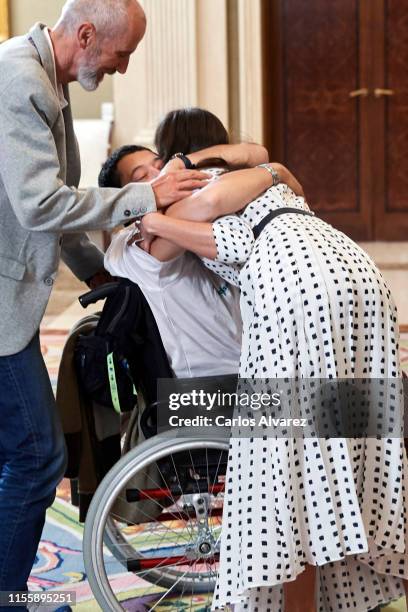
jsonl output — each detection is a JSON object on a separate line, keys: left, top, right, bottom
{"left": 100, "top": 145, "right": 243, "bottom": 381}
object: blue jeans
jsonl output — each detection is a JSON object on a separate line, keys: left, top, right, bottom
{"left": 0, "top": 333, "right": 67, "bottom": 604}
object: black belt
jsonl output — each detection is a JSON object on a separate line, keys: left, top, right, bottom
{"left": 253, "top": 207, "right": 315, "bottom": 240}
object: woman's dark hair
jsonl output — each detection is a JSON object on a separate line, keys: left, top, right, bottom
{"left": 154, "top": 107, "right": 230, "bottom": 165}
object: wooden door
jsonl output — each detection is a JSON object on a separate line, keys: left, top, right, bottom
{"left": 372, "top": 0, "right": 408, "bottom": 240}
{"left": 262, "top": 0, "right": 408, "bottom": 241}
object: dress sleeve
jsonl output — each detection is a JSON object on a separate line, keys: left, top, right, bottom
{"left": 200, "top": 215, "right": 254, "bottom": 287}
{"left": 212, "top": 215, "right": 254, "bottom": 264}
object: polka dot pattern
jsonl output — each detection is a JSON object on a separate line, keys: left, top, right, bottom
{"left": 205, "top": 182, "right": 408, "bottom": 611}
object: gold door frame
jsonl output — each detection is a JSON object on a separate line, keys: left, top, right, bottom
{"left": 0, "top": 0, "right": 9, "bottom": 43}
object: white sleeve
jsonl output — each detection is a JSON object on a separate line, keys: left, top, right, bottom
{"left": 212, "top": 215, "right": 254, "bottom": 264}
{"left": 104, "top": 228, "right": 184, "bottom": 289}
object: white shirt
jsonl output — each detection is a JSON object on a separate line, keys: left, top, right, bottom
{"left": 43, "top": 27, "right": 68, "bottom": 110}
{"left": 104, "top": 229, "right": 242, "bottom": 378}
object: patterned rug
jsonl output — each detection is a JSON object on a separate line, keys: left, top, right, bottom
{"left": 32, "top": 328, "right": 408, "bottom": 611}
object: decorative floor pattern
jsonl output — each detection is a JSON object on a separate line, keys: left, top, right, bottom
{"left": 31, "top": 327, "right": 408, "bottom": 611}
{"left": 31, "top": 488, "right": 213, "bottom": 610}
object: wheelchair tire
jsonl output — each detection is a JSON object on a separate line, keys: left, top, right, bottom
{"left": 83, "top": 429, "right": 229, "bottom": 611}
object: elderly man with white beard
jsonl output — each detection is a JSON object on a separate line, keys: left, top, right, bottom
{"left": 0, "top": 0, "right": 209, "bottom": 600}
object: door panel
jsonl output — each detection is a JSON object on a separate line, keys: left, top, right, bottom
{"left": 263, "top": 0, "right": 373, "bottom": 239}
{"left": 283, "top": 0, "right": 360, "bottom": 213}
{"left": 263, "top": 0, "right": 408, "bottom": 241}
{"left": 374, "top": 0, "right": 408, "bottom": 238}
{"left": 384, "top": 0, "right": 408, "bottom": 221}
{"left": 385, "top": 0, "right": 408, "bottom": 212}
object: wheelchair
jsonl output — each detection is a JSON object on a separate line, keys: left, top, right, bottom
{"left": 75, "top": 282, "right": 234, "bottom": 611}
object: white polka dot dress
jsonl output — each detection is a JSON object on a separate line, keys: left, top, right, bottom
{"left": 204, "top": 183, "right": 408, "bottom": 611}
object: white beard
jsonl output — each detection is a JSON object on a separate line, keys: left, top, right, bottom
{"left": 77, "top": 64, "right": 101, "bottom": 91}
{"left": 77, "top": 49, "right": 103, "bottom": 91}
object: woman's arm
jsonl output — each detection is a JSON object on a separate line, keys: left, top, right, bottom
{"left": 139, "top": 164, "right": 303, "bottom": 261}
{"left": 142, "top": 213, "right": 254, "bottom": 264}
{"left": 167, "top": 165, "right": 276, "bottom": 221}
{"left": 143, "top": 215, "right": 216, "bottom": 259}
{"left": 165, "top": 163, "right": 303, "bottom": 222}
{"left": 187, "top": 142, "right": 269, "bottom": 169}
{"left": 142, "top": 165, "right": 274, "bottom": 261}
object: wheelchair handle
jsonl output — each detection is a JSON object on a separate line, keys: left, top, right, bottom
{"left": 78, "top": 282, "right": 121, "bottom": 309}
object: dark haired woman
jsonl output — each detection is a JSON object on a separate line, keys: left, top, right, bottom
{"left": 155, "top": 106, "right": 229, "bottom": 164}
{"left": 136, "top": 108, "right": 408, "bottom": 612}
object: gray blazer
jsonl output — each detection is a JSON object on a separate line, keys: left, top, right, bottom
{"left": 0, "top": 23, "right": 156, "bottom": 356}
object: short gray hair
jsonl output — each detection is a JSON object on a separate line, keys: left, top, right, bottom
{"left": 57, "top": 0, "right": 140, "bottom": 38}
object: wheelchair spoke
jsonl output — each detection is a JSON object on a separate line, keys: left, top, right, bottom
{"left": 208, "top": 448, "right": 225, "bottom": 524}
{"left": 84, "top": 435, "right": 228, "bottom": 611}
{"left": 105, "top": 553, "right": 211, "bottom": 597}
{"left": 127, "top": 553, "right": 219, "bottom": 571}
{"left": 166, "top": 453, "right": 197, "bottom": 540}
{"left": 148, "top": 565, "right": 191, "bottom": 611}
{"left": 151, "top": 452, "right": 196, "bottom": 542}
{"left": 110, "top": 495, "right": 193, "bottom": 546}
{"left": 108, "top": 482, "right": 217, "bottom": 570}
{"left": 188, "top": 449, "right": 201, "bottom": 492}
{"left": 111, "top": 491, "right": 187, "bottom": 531}
{"left": 188, "top": 560, "right": 194, "bottom": 612}
{"left": 109, "top": 455, "right": 208, "bottom": 544}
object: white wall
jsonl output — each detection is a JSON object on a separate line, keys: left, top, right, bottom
{"left": 112, "top": 0, "right": 230, "bottom": 149}
{"left": 112, "top": 0, "right": 264, "bottom": 149}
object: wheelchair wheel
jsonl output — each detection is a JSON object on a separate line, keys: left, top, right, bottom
{"left": 83, "top": 429, "right": 229, "bottom": 611}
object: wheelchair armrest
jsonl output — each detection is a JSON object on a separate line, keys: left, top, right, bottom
{"left": 78, "top": 282, "right": 121, "bottom": 309}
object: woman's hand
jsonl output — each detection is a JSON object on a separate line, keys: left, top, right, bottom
{"left": 127, "top": 212, "right": 159, "bottom": 250}
{"left": 272, "top": 163, "right": 305, "bottom": 198}
{"left": 139, "top": 214, "right": 157, "bottom": 253}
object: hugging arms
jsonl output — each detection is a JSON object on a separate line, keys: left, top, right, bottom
{"left": 130, "top": 145, "right": 304, "bottom": 263}
{"left": 136, "top": 156, "right": 304, "bottom": 263}
{"left": 99, "top": 107, "right": 304, "bottom": 267}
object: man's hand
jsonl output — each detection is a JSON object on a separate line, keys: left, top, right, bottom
{"left": 85, "top": 269, "right": 115, "bottom": 289}
{"left": 151, "top": 170, "right": 210, "bottom": 209}
{"left": 160, "top": 158, "right": 186, "bottom": 174}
